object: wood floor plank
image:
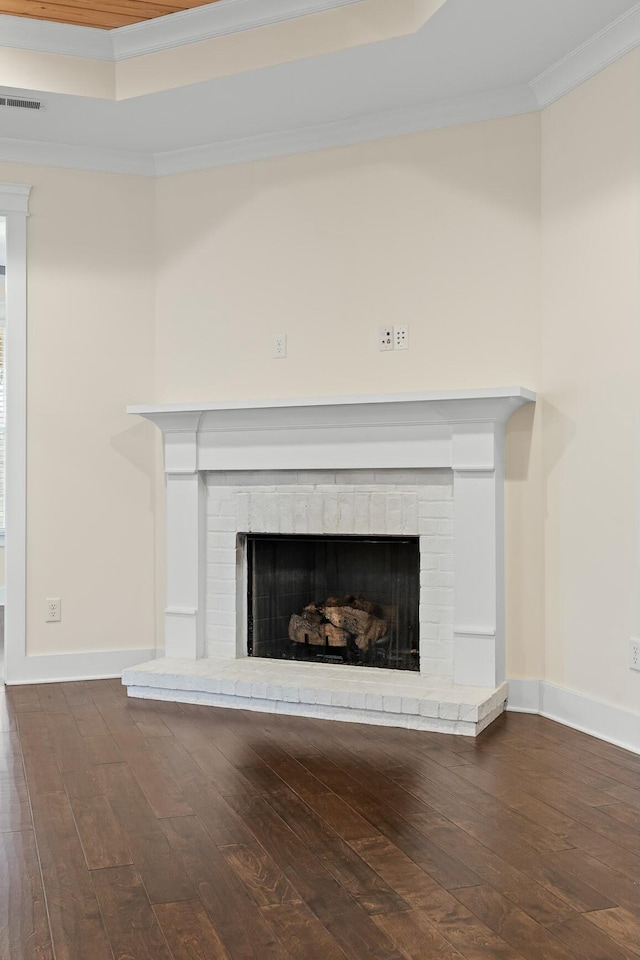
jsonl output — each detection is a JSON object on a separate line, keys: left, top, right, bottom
{"left": 91, "top": 864, "right": 174, "bottom": 960}
{"left": 161, "top": 814, "right": 291, "bottom": 960}
{"left": 0, "top": 775, "right": 32, "bottom": 832}
{"left": 8, "top": 687, "right": 42, "bottom": 713}
{"left": 60, "top": 681, "right": 95, "bottom": 706}
{"left": 350, "top": 835, "right": 454, "bottom": 908}
{"left": 134, "top": 715, "right": 174, "bottom": 738}
{"left": 82, "top": 732, "right": 123, "bottom": 765}
{"left": 599, "top": 801, "right": 640, "bottom": 829}
{"left": 317, "top": 896, "right": 410, "bottom": 960}
{"left": 149, "top": 735, "right": 254, "bottom": 843}
{"left": 405, "top": 899, "right": 525, "bottom": 960}
{"left": 550, "top": 915, "right": 640, "bottom": 960}
{"left": 30, "top": 792, "right": 113, "bottom": 960}
{"left": 18, "top": 716, "right": 65, "bottom": 796}
{"left": 97, "top": 712, "right": 194, "bottom": 819}
{"left": 561, "top": 823, "right": 639, "bottom": 882}
{"left": 154, "top": 898, "right": 232, "bottom": 960}
{"left": 36, "top": 683, "right": 70, "bottom": 715}
{"left": 541, "top": 848, "right": 640, "bottom": 914}
{"left": 373, "top": 908, "right": 470, "bottom": 960}
{"left": 75, "top": 711, "right": 112, "bottom": 739}
{"left": 223, "top": 793, "right": 345, "bottom": 908}
{"left": 299, "top": 755, "right": 482, "bottom": 891}
{"left": 70, "top": 794, "right": 133, "bottom": 869}
{"left": 585, "top": 907, "right": 640, "bottom": 957}
{"left": 406, "top": 812, "right": 577, "bottom": 927}
{"left": 305, "top": 790, "right": 383, "bottom": 841}
{"left": 220, "top": 840, "right": 301, "bottom": 906}
{"left": 0, "top": 829, "right": 54, "bottom": 960}
{"left": 99, "top": 761, "right": 196, "bottom": 904}
{"left": 161, "top": 714, "right": 260, "bottom": 796}
{"left": 603, "top": 782, "right": 640, "bottom": 805}
{"left": 350, "top": 836, "right": 526, "bottom": 959}
{"left": 453, "top": 885, "right": 580, "bottom": 960}
{"left": 44, "top": 712, "right": 93, "bottom": 774}
{"left": 261, "top": 901, "right": 349, "bottom": 960}
{"left": 265, "top": 788, "right": 411, "bottom": 916}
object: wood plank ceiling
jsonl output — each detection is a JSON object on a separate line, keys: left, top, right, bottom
{"left": 0, "top": 0, "right": 222, "bottom": 29}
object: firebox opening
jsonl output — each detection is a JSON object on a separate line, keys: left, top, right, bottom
{"left": 247, "top": 534, "right": 420, "bottom": 671}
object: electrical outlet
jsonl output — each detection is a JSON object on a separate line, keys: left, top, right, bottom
{"left": 46, "top": 597, "right": 61, "bottom": 623}
{"left": 379, "top": 327, "right": 393, "bottom": 351}
{"left": 394, "top": 324, "right": 409, "bottom": 350}
{"left": 630, "top": 638, "right": 640, "bottom": 672}
{"left": 272, "top": 333, "right": 287, "bottom": 359}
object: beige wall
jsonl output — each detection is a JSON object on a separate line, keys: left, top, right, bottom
{"left": 2, "top": 51, "right": 637, "bottom": 716}
{"left": 540, "top": 52, "right": 640, "bottom": 712}
{"left": 0, "top": 162, "right": 156, "bottom": 656}
{"left": 156, "top": 115, "right": 541, "bottom": 398}
{"left": 155, "top": 55, "right": 639, "bottom": 714}
{"left": 155, "top": 113, "right": 544, "bottom": 679}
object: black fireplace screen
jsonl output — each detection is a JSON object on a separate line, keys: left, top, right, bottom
{"left": 248, "top": 534, "right": 419, "bottom": 671}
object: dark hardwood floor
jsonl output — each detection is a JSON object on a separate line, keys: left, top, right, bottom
{"left": 1, "top": 678, "right": 638, "bottom": 960}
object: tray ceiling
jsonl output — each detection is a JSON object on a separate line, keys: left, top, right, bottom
{"left": 0, "top": 0, "right": 221, "bottom": 29}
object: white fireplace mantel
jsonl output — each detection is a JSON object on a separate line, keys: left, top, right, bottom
{"left": 129, "top": 387, "right": 535, "bottom": 693}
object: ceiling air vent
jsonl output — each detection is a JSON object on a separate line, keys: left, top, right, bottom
{"left": 0, "top": 97, "right": 42, "bottom": 110}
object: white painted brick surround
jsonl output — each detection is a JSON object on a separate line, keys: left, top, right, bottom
{"left": 206, "top": 468, "right": 454, "bottom": 679}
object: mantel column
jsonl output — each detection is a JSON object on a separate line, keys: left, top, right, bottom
{"left": 452, "top": 423, "right": 505, "bottom": 687}
{"left": 163, "top": 419, "right": 205, "bottom": 659}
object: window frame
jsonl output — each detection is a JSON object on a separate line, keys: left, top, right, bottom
{"left": 1, "top": 184, "right": 31, "bottom": 683}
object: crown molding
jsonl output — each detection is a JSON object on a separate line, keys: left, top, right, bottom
{"left": 0, "top": 13, "right": 112, "bottom": 60}
{"left": 0, "top": 0, "right": 362, "bottom": 63}
{"left": 0, "top": 138, "right": 154, "bottom": 176}
{"left": 111, "top": 0, "right": 362, "bottom": 60}
{"left": 153, "top": 85, "right": 537, "bottom": 176}
{"left": 0, "top": 85, "right": 536, "bottom": 178}
{"left": 529, "top": 2, "right": 640, "bottom": 107}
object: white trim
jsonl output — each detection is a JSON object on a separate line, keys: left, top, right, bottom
{"left": 128, "top": 387, "right": 536, "bottom": 417}
{"left": 507, "top": 679, "right": 640, "bottom": 756}
{"left": 152, "top": 86, "right": 536, "bottom": 176}
{"left": 0, "top": 139, "right": 154, "bottom": 178}
{"left": 5, "top": 647, "right": 156, "bottom": 684}
{"left": 0, "top": 88, "right": 536, "bottom": 179}
{"left": 0, "top": 183, "right": 31, "bottom": 215}
{"left": 0, "top": 183, "right": 30, "bottom": 686}
{"left": 0, "top": 0, "right": 362, "bottom": 61}
{"left": 111, "top": 0, "right": 362, "bottom": 60}
{"left": 530, "top": 3, "right": 640, "bottom": 107}
{"left": 0, "top": 14, "right": 112, "bottom": 60}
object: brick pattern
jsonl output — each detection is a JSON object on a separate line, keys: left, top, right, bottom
{"left": 206, "top": 469, "right": 454, "bottom": 678}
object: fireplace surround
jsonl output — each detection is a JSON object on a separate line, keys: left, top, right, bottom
{"left": 122, "top": 388, "right": 535, "bottom": 735}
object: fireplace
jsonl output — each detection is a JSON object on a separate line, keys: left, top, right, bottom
{"left": 122, "top": 388, "right": 536, "bottom": 736}
{"left": 247, "top": 534, "right": 420, "bottom": 670}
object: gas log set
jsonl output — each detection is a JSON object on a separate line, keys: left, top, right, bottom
{"left": 288, "top": 595, "right": 390, "bottom": 652}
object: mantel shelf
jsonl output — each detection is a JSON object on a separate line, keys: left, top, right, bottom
{"left": 129, "top": 386, "right": 535, "bottom": 419}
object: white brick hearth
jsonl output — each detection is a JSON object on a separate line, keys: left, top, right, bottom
{"left": 126, "top": 658, "right": 508, "bottom": 737}
{"left": 123, "top": 388, "right": 535, "bottom": 735}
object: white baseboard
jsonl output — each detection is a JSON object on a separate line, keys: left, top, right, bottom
{"left": 507, "top": 678, "right": 640, "bottom": 755}
{"left": 4, "top": 648, "right": 156, "bottom": 685}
